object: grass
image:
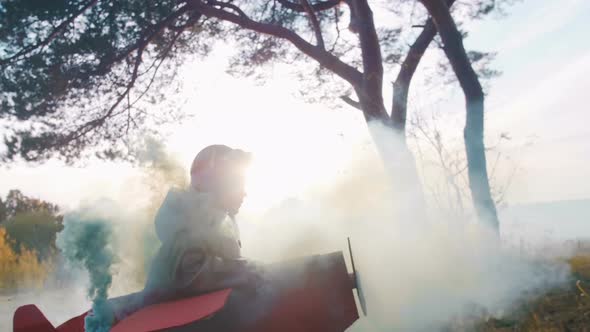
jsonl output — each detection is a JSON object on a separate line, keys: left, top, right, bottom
{"left": 477, "top": 251, "right": 590, "bottom": 332}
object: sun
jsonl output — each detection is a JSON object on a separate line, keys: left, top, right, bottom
{"left": 165, "top": 69, "right": 366, "bottom": 214}
{"left": 168, "top": 111, "right": 359, "bottom": 215}
{"left": 242, "top": 149, "right": 322, "bottom": 213}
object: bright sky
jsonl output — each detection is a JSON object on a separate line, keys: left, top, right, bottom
{"left": 463, "top": 0, "right": 590, "bottom": 203}
{"left": 1, "top": 0, "right": 589, "bottom": 213}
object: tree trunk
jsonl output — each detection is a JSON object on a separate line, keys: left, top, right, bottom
{"left": 419, "top": 0, "right": 499, "bottom": 230}
{"left": 391, "top": 0, "right": 455, "bottom": 132}
{"left": 348, "top": 0, "right": 429, "bottom": 224}
{"left": 391, "top": 20, "right": 437, "bottom": 133}
{"left": 356, "top": 91, "right": 429, "bottom": 224}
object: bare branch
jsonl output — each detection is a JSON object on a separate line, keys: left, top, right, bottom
{"left": 276, "top": 0, "right": 341, "bottom": 12}
{"left": 126, "top": 92, "right": 133, "bottom": 135}
{"left": 329, "top": 6, "right": 342, "bottom": 52}
{"left": 190, "top": 1, "right": 362, "bottom": 87}
{"left": 340, "top": 95, "right": 362, "bottom": 110}
{"left": 300, "top": 0, "right": 325, "bottom": 49}
{"left": 0, "top": 0, "right": 99, "bottom": 65}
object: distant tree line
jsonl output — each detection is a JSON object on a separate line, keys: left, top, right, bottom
{"left": 0, "top": 190, "right": 63, "bottom": 260}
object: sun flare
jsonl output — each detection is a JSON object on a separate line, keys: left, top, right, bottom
{"left": 165, "top": 73, "right": 367, "bottom": 214}
{"left": 242, "top": 145, "right": 345, "bottom": 214}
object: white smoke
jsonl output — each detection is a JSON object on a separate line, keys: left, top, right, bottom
{"left": 2, "top": 129, "right": 571, "bottom": 331}
{"left": 238, "top": 122, "right": 570, "bottom": 331}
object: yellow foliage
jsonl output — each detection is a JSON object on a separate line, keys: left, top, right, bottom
{"left": 569, "top": 253, "right": 590, "bottom": 279}
{"left": 0, "top": 227, "right": 52, "bottom": 290}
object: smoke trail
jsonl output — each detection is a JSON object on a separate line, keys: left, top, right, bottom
{"left": 57, "top": 214, "right": 116, "bottom": 332}
{"left": 44, "top": 137, "right": 187, "bottom": 332}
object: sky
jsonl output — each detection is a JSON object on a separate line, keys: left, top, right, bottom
{"left": 1, "top": 0, "right": 589, "bottom": 213}
{"left": 465, "top": 0, "right": 590, "bottom": 203}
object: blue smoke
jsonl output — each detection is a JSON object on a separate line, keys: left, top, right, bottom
{"left": 57, "top": 215, "right": 115, "bottom": 332}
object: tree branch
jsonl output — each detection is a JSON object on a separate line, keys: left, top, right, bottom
{"left": 340, "top": 95, "right": 362, "bottom": 110}
{"left": 129, "top": 29, "right": 184, "bottom": 108}
{"left": 168, "top": 11, "right": 203, "bottom": 32}
{"left": 300, "top": 0, "right": 325, "bottom": 49}
{"left": 0, "top": 0, "right": 99, "bottom": 66}
{"left": 207, "top": 1, "right": 249, "bottom": 17}
{"left": 419, "top": 0, "right": 484, "bottom": 100}
{"left": 330, "top": 6, "right": 342, "bottom": 52}
{"left": 93, "top": 7, "right": 189, "bottom": 75}
{"left": 391, "top": 20, "right": 436, "bottom": 130}
{"left": 391, "top": 0, "right": 456, "bottom": 131}
{"left": 64, "top": 47, "right": 144, "bottom": 144}
{"left": 190, "top": 1, "right": 362, "bottom": 87}
{"left": 58, "top": 7, "right": 190, "bottom": 146}
{"left": 349, "top": 0, "right": 387, "bottom": 120}
{"left": 276, "top": 0, "right": 341, "bottom": 12}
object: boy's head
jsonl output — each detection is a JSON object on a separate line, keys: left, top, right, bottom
{"left": 190, "top": 145, "right": 251, "bottom": 216}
